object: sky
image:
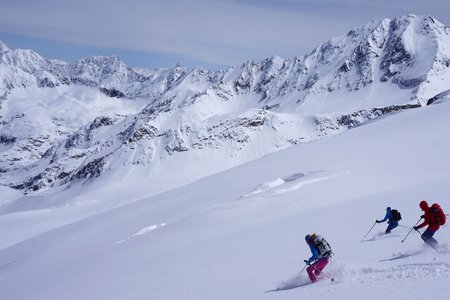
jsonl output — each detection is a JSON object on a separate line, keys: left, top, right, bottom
{"left": 0, "top": 0, "right": 449, "bottom": 70}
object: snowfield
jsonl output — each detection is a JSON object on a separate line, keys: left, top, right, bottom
{"left": 0, "top": 98, "right": 449, "bottom": 299}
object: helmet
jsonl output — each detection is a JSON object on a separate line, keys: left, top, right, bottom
{"left": 305, "top": 233, "right": 316, "bottom": 243}
{"left": 386, "top": 207, "right": 391, "bottom": 212}
{"left": 420, "top": 200, "right": 429, "bottom": 211}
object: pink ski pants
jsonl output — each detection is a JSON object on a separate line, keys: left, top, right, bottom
{"left": 306, "top": 258, "right": 329, "bottom": 283}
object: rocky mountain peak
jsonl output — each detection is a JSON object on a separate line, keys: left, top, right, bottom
{"left": 0, "top": 40, "right": 10, "bottom": 54}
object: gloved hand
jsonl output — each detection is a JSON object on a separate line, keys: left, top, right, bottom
{"left": 375, "top": 220, "right": 380, "bottom": 223}
{"left": 420, "top": 215, "right": 425, "bottom": 219}
{"left": 413, "top": 226, "right": 419, "bottom": 230}
{"left": 304, "top": 260, "right": 310, "bottom": 265}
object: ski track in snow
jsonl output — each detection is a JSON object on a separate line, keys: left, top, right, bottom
{"left": 114, "top": 223, "right": 167, "bottom": 244}
{"left": 353, "top": 262, "right": 450, "bottom": 281}
{"left": 274, "top": 259, "right": 450, "bottom": 293}
{"left": 271, "top": 273, "right": 314, "bottom": 291}
{"left": 0, "top": 259, "right": 16, "bottom": 270}
{"left": 241, "top": 170, "right": 347, "bottom": 198}
{"left": 361, "top": 232, "right": 403, "bottom": 242}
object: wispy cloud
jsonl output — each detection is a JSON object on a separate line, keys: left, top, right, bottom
{"left": 1, "top": 0, "right": 449, "bottom": 68}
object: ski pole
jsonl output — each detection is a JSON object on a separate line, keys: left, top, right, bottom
{"left": 310, "top": 264, "right": 335, "bottom": 282}
{"left": 413, "top": 229, "right": 440, "bottom": 253}
{"left": 401, "top": 218, "right": 422, "bottom": 243}
{"left": 299, "top": 264, "right": 307, "bottom": 274}
{"left": 398, "top": 225, "right": 413, "bottom": 229}
{"left": 363, "top": 222, "right": 377, "bottom": 238}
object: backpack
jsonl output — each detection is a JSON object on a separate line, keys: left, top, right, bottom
{"left": 312, "top": 235, "right": 333, "bottom": 258}
{"left": 391, "top": 209, "right": 402, "bottom": 221}
{"left": 430, "top": 203, "right": 446, "bottom": 226}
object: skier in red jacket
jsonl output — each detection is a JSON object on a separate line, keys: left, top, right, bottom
{"left": 413, "top": 200, "right": 446, "bottom": 246}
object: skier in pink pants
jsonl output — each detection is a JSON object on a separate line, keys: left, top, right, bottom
{"left": 304, "top": 234, "right": 333, "bottom": 283}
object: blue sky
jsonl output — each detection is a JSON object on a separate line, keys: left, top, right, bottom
{"left": 1, "top": 0, "right": 449, "bottom": 70}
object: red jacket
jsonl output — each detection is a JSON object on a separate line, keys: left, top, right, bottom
{"left": 417, "top": 201, "right": 441, "bottom": 231}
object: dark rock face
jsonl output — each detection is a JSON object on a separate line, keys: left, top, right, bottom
{"left": 89, "top": 116, "right": 115, "bottom": 131}
{"left": 99, "top": 87, "right": 125, "bottom": 98}
{"left": 164, "top": 130, "right": 189, "bottom": 155}
{"left": 11, "top": 174, "right": 44, "bottom": 191}
{"left": 121, "top": 122, "right": 158, "bottom": 144}
{"left": 38, "top": 77, "right": 57, "bottom": 88}
{"left": 0, "top": 135, "right": 16, "bottom": 144}
{"left": 339, "top": 104, "right": 421, "bottom": 128}
{"left": 70, "top": 157, "right": 107, "bottom": 180}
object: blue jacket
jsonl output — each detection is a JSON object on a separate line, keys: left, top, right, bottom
{"left": 307, "top": 243, "right": 319, "bottom": 263}
{"left": 379, "top": 211, "right": 397, "bottom": 223}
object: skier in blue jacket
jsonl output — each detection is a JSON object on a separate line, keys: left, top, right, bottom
{"left": 376, "top": 207, "right": 400, "bottom": 234}
{"left": 303, "top": 234, "right": 331, "bottom": 283}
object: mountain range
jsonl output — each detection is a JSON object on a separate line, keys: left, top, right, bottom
{"left": 1, "top": 14, "right": 450, "bottom": 202}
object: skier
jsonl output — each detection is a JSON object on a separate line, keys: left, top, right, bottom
{"left": 413, "top": 200, "right": 446, "bottom": 246}
{"left": 304, "top": 233, "right": 333, "bottom": 283}
{"left": 376, "top": 207, "right": 402, "bottom": 234}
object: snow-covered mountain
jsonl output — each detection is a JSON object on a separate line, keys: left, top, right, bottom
{"left": 0, "top": 79, "right": 449, "bottom": 300}
{"left": 1, "top": 14, "right": 450, "bottom": 202}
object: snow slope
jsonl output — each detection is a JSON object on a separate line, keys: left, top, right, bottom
{"left": 0, "top": 97, "right": 449, "bottom": 299}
